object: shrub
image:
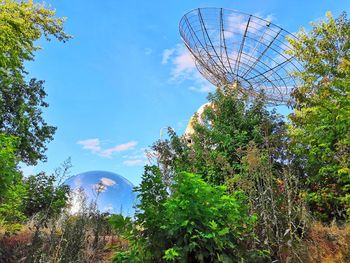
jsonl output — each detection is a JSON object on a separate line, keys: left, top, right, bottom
{"left": 111, "top": 166, "right": 262, "bottom": 262}
{"left": 161, "top": 172, "right": 260, "bottom": 262}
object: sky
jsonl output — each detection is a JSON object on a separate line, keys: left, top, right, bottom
{"left": 23, "top": 0, "right": 350, "bottom": 185}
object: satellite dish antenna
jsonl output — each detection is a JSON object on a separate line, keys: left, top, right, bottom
{"left": 179, "top": 8, "right": 301, "bottom": 105}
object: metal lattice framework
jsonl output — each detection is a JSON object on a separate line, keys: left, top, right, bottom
{"left": 179, "top": 8, "right": 302, "bottom": 104}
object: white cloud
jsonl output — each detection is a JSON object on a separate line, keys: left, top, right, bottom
{"left": 92, "top": 177, "right": 117, "bottom": 193}
{"left": 99, "top": 141, "right": 138, "bottom": 158}
{"left": 225, "top": 13, "right": 275, "bottom": 38}
{"left": 121, "top": 147, "right": 155, "bottom": 167}
{"left": 122, "top": 154, "right": 145, "bottom": 160}
{"left": 77, "top": 138, "right": 101, "bottom": 153}
{"left": 225, "top": 14, "right": 247, "bottom": 38}
{"left": 162, "top": 48, "right": 175, "bottom": 64}
{"left": 171, "top": 45, "right": 196, "bottom": 79}
{"left": 162, "top": 44, "right": 215, "bottom": 93}
{"left": 123, "top": 159, "right": 145, "bottom": 167}
{"left": 78, "top": 139, "right": 137, "bottom": 158}
{"left": 100, "top": 177, "right": 117, "bottom": 186}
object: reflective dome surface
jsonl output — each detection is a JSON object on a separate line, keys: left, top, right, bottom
{"left": 65, "top": 171, "right": 137, "bottom": 216}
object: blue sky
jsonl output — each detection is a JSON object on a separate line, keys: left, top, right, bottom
{"left": 23, "top": 0, "right": 350, "bottom": 185}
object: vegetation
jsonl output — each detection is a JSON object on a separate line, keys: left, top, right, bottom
{"left": 111, "top": 167, "right": 260, "bottom": 262}
{"left": 288, "top": 12, "right": 350, "bottom": 222}
{"left": 109, "top": 11, "right": 350, "bottom": 263}
{"left": 145, "top": 89, "right": 307, "bottom": 261}
{"left": 0, "top": 191, "right": 117, "bottom": 263}
{"left": 0, "top": 2, "right": 349, "bottom": 262}
{"left": 0, "top": 134, "right": 26, "bottom": 226}
{"left": 0, "top": 0, "right": 71, "bottom": 165}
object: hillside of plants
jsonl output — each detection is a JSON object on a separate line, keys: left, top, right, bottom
{"left": 0, "top": 1, "right": 349, "bottom": 262}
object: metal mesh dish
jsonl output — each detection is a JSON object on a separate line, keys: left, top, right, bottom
{"left": 179, "top": 8, "right": 302, "bottom": 104}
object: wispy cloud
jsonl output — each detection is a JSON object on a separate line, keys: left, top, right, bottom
{"left": 99, "top": 141, "right": 138, "bottom": 158}
{"left": 92, "top": 177, "right": 117, "bottom": 193}
{"left": 122, "top": 147, "right": 154, "bottom": 167}
{"left": 77, "top": 139, "right": 137, "bottom": 158}
{"left": 162, "top": 12, "right": 274, "bottom": 94}
{"left": 100, "top": 177, "right": 117, "bottom": 186}
{"left": 77, "top": 138, "right": 101, "bottom": 153}
{"left": 162, "top": 44, "right": 215, "bottom": 93}
{"left": 162, "top": 48, "right": 176, "bottom": 64}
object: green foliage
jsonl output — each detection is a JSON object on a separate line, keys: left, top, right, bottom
{"left": 287, "top": 12, "right": 350, "bottom": 222}
{"left": 238, "top": 143, "right": 307, "bottom": 261}
{"left": 133, "top": 165, "right": 169, "bottom": 261}
{"left": 23, "top": 172, "right": 70, "bottom": 219}
{"left": 0, "top": 0, "right": 71, "bottom": 165}
{"left": 163, "top": 248, "right": 180, "bottom": 261}
{"left": 154, "top": 88, "right": 286, "bottom": 186}
{"left": 0, "top": 79, "right": 57, "bottom": 165}
{"left": 0, "top": 0, "right": 71, "bottom": 80}
{"left": 161, "top": 172, "right": 258, "bottom": 262}
{"left": 151, "top": 88, "right": 307, "bottom": 261}
{"left": 111, "top": 166, "right": 169, "bottom": 262}
{"left": 111, "top": 167, "right": 260, "bottom": 262}
{"left": 0, "top": 133, "right": 26, "bottom": 225}
{"left": 108, "top": 214, "right": 133, "bottom": 235}
{"left": 0, "top": 133, "right": 19, "bottom": 199}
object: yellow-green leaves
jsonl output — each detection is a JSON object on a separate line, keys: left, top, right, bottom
{"left": 288, "top": 11, "right": 350, "bottom": 222}
{"left": 0, "top": 0, "right": 71, "bottom": 79}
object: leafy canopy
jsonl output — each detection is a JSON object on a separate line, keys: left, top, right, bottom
{"left": 0, "top": 79, "right": 57, "bottom": 164}
{"left": 0, "top": 0, "right": 71, "bottom": 80}
{"left": 288, "top": 12, "right": 350, "bottom": 221}
{"left": 154, "top": 88, "right": 286, "bottom": 186}
{"left": 0, "top": 0, "right": 70, "bottom": 165}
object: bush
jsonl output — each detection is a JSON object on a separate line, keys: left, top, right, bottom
{"left": 161, "top": 172, "right": 261, "bottom": 262}
{"left": 23, "top": 172, "right": 70, "bottom": 220}
{"left": 111, "top": 166, "right": 262, "bottom": 262}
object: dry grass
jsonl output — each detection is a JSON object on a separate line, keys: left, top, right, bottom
{"left": 300, "top": 222, "right": 350, "bottom": 263}
{"left": 0, "top": 226, "right": 124, "bottom": 263}
{"left": 0, "top": 227, "right": 32, "bottom": 262}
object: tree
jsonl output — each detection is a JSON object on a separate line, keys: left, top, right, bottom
{"left": 0, "top": 79, "right": 56, "bottom": 164}
{"left": 0, "top": 134, "right": 26, "bottom": 224}
{"left": 287, "top": 12, "right": 350, "bottom": 221}
{"left": 153, "top": 88, "right": 286, "bottom": 186}
{"left": 151, "top": 88, "right": 307, "bottom": 260}
{"left": 23, "top": 165, "right": 71, "bottom": 220}
{"left": 0, "top": 0, "right": 70, "bottom": 80}
{"left": 0, "top": 0, "right": 71, "bottom": 165}
{"left": 0, "top": 134, "right": 19, "bottom": 200}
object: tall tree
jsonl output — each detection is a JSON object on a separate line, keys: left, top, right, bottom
{"left": 153, "top": 88, "right": 286, "bottom": 186}
{"left": 0, "top": 0, "right": 71, "bottom": 165}
{"left": 288, "top": 12, "right": 350, "bottom": 221}
{"left": 0, "top": 0, "right": 70, "bottom": 80}
{"left": 0, "top": 79, "right": 56, "bottom": 164}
